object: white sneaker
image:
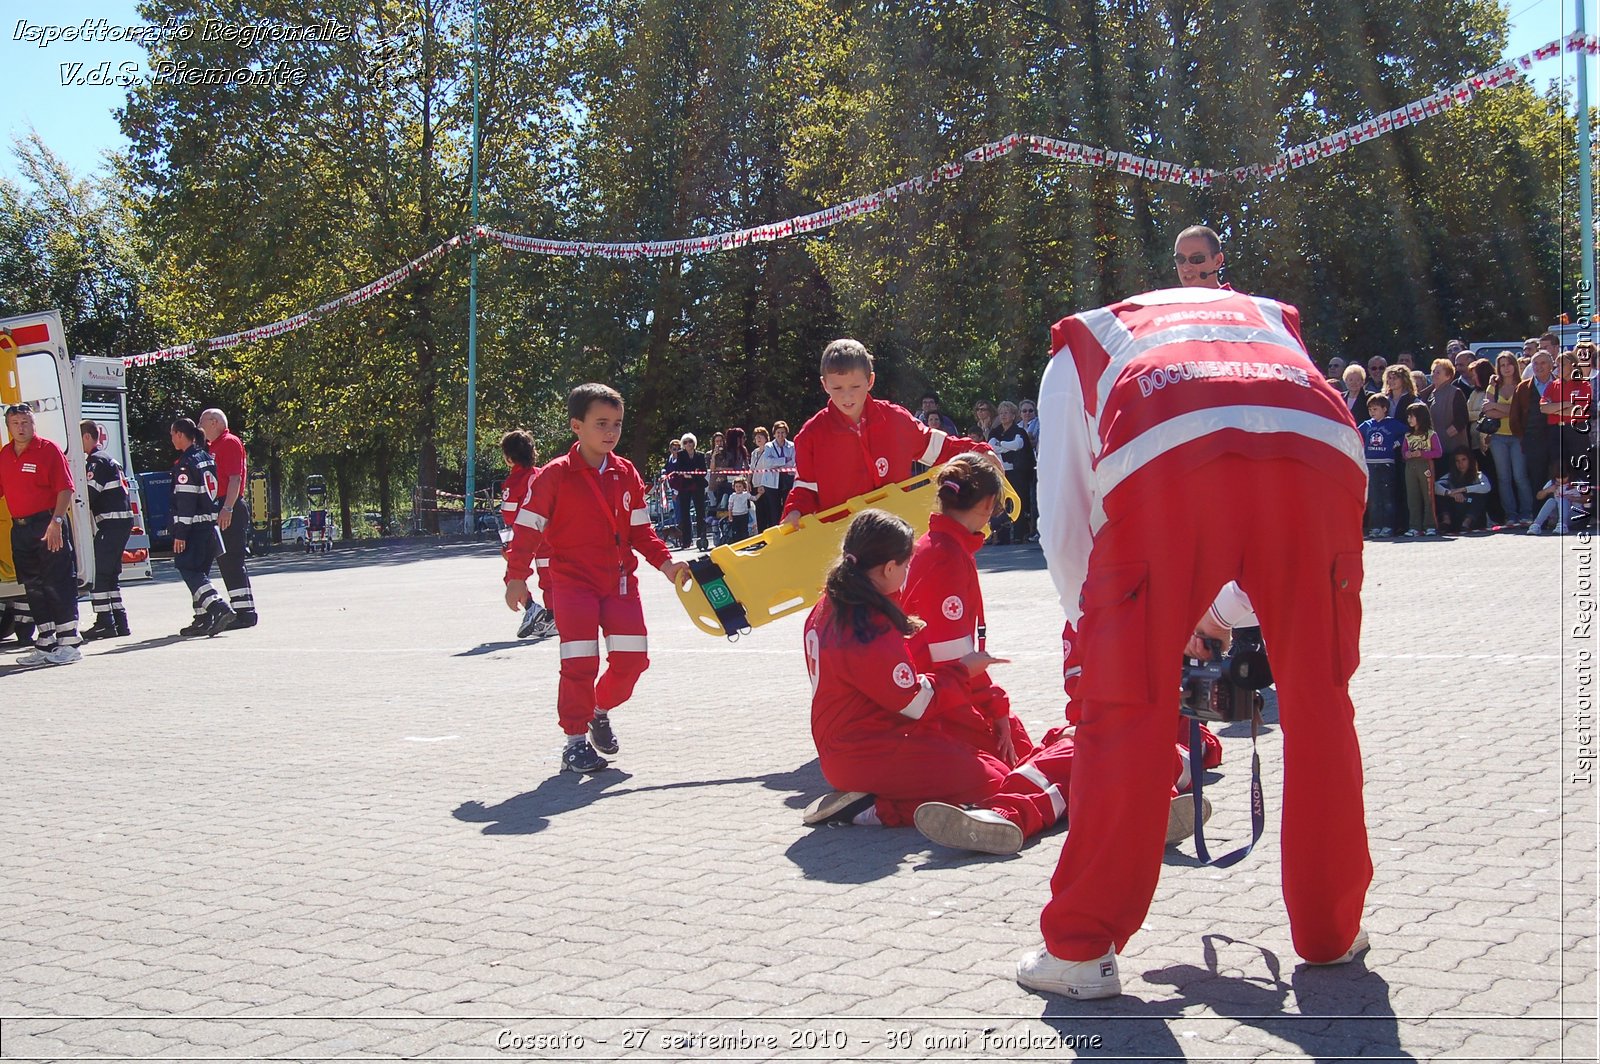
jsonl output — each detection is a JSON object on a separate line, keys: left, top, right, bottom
{"left": 1307, "top": 928, "right": 1370, "bottom": 965}
{"left": 1016, "top": 946, "right": 1122, "bottom": 999}
{"left": 1166, "top": 793, "right": 1212, "bottom": 846}
{"left": 16, "top": 647, "right": 51, "bottom": 666}
{"left": 914, "top": 802, "right": 1024, "bottom": 855}
{"left": 44, "top": 644, "right": 82, "bottom": 665}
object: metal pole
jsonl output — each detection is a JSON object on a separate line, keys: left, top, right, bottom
{"left": 1580, "top": 0, "right": 1596, "bottom": 315}
{"left": 464, "top": 0, "right": 483, "bottom": 532}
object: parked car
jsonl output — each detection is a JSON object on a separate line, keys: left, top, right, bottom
{"left": 281, "top": 515, "right": 311, "bottom": 546}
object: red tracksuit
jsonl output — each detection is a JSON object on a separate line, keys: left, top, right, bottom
{"left": 506, "top": 445, "right": 672, "bottom": 735}
{"left": 803, "top": 597, "right": 1073, "bottom": 835}
{"left": 903, "top": 513, "right": 1035, "bottom": 764}
{"left": 500, "top": 463, "right": 549, "bottom": 600}
{"left": 1037, "top": 286, "right": 1370, "bottom": 964}
{"left": 783, "top": 398, "right": 993, "bottom": 520}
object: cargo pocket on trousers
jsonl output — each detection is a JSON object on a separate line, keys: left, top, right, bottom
{"left": 1077, "top": 561, "right": 1155, "bottom": 705}
{"left": 1330, "top": 551, "right": 1364, "bottom": 682}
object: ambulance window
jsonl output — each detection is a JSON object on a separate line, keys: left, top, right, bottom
{"left": 0, "top": 351, "right": 70, "bottom": 449}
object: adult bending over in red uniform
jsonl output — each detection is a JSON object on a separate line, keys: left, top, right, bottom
{"left": 1019, "top": 284, "right": 1372, "bottom": 1000}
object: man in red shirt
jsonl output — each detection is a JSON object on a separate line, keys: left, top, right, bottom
{"left": 1541, "top": 350, "right": 1593, "bottom": 480}
{"left": 199, "top": 409, "right": 257, "bottom": 628}
{"left": 0, "top": 404, "right": 81, "bottom": 665}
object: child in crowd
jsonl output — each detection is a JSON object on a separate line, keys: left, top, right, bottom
{"left": 902, "top": 454, "right": 1034, "bottom": 766}
{"left": 727, "top": 477, "right": 757, "bottom": 541}
{"left": 499, "top": 430, "right": 554, "bottom": 640}
{"left": 782, "top": 339, "right": 994, "bottom": 526}
{"left": 1358, "top": 394, "right": 1404, "bottom": 537}
{"left": 1400, "top": 405, "right": 1442, "bottom": 537}
{"left": 1530, "top": 470, "right": 1585, "bottom": 535}
{"left": 503, "top": 384, "right": 689, "bottom": 773}
{"left": 800, "top": 509, "right": 1208, "bottom": 856}
{"left": 1433, "top": 448, "right": 1492, "bottom": 534}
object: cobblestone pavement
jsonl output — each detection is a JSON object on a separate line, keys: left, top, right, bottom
{"left": 1, "top": 532, "right": 1594, "bottom": 1063}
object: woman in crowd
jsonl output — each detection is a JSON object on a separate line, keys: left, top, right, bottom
{"left": 1482, "top": 351, "right": 1534, "bottom": 527}
{"left": 1465, "top": 359, "right": 1492, "bottom": 455}
{"left": 1427, "top": 359, "right": 1470, "bottom": 477}
{"left": 971, "top": 400, "right": 996, "bottom": 442}
{"left": 1384, "top": 366, "right": 1425, "bottom": 531}
{"left": 1434, "top": 448, "right": 1492, "bottom": 534}
{"left": 1340, "top": 364, "right": 1371, "bottom": 421}
{"left": 749, "top": 426, "right": 777, "bottom": 531}
{"left": 988, "top": 401, "right": 1036, "bottom": 541}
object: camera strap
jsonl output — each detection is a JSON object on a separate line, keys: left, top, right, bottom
{"left": 1186, "top": 707, "right": 1264, "bottom": 868}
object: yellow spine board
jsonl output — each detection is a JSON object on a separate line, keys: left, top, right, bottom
{"left": 675, "top": 471, "right": 1022, "bottom": 637}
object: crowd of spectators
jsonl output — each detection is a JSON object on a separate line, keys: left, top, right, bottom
{"left": 652, "top": 391, "right": 1043, "bottom": 549}
{"left": 1347, "top": 331, "right": 1593, "bottom": 537}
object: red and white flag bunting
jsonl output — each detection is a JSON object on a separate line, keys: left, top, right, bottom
{"left": 124, "top": 34, "right": 1594, "bottom": 366}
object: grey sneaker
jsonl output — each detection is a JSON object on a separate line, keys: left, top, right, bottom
{"left": 44, "top": 644, "right": 82, "bottom": 665}
{"left": 1165, "top": 793, "right": 1213, "bottom": 846}
{"left": 914, "top": 802, "right": 1024, "bottom": 855}
{"left": 516, "top": 602, "right": 541, "bottom": 639}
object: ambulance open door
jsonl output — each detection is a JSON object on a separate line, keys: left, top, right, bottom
{"left": 78, "top": 357, "right": 153, "bottom": 581}
{"left": 0, "top": 311, "right": 92, "bottom": 597}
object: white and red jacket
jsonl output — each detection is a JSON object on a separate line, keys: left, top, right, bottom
{"left": 803, "top": 597, "right": 984, "bottom": 755}
{"left": 499, "top": 463, "right": 550, "bottom": 589}
{"left": 784, "top": 398, "right": 993, "bottom": 519}
{"left": 504, "top": 444, "right": 672, "bottom": 594}
{"left": 1039, "top": 287, "right": 1366, "bottom": 647}
{"left": 903, "top": 513, "right": 1009, "bottom": 720}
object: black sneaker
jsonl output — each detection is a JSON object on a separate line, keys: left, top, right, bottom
{"left": 227, "top": 611, "right": 258, "bottom": 630}
{"left": 561, "top": 739, "right": 609, "bottom": 774}
{"left": 81, "top": 617, "right": 118, "bottom": 642}
{"left": 111, "top": 610, "right": 131, "bottom": 637}
{"left": 205, "top": 603, "right": 236, "bottom": 637}
{"left": 801, "top": 791, "right": 876, "bottom": 826}
{"left": 179, "top": 616, "right": 211, "bottom": 638}
{"left": 588, "top": 714, "right": 620, "bottom": 755}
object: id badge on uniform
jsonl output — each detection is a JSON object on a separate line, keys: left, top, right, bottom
{"left": 619, "top": 574, "right": 628, "bottom": 597}
{"left": 499, "top": 526, "right": 514, "bottom": 545}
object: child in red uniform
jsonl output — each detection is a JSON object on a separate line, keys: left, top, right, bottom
{"left": 499, "top": 430, "right": 554, "bottom": 640}
{"left": 503, "top": 384, "right": 689, "bottom": 773}
{"left": 782, "top": 339, "right": 994, "bottom": 527}
{"left": 902, "top": 454, "right": 1034, "bottom": 766}
{"left": 802, "top": 510, "right": 1155, "bottom": 856}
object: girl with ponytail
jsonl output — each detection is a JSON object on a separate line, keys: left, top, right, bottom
{"left": 902, "top": 454, "right": 1034, "bottom": 767}
{"left": 801, "top": 507, "right": 1088, "bottom": 856}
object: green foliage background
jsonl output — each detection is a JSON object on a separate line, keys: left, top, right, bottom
{"left": 0, "top": 0, "right": 1585, "bottom": 532}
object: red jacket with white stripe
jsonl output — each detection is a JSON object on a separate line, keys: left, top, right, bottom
{"left": 802, "top": 597, "right": 982, "bottom": 756}
{"left": 504, "top": 445, "right": 672, "bottom": 593}
{"left": 500, "top": 463, "right": 549, "bottom": 591}
{"left": 783, "top": 398, "right": 993, "bottom": 519}
{"left": 1038, "top": 287, "right": 1366, "bottom": 639}
{"left": 903, "top": 513, "right": 1009, "bottom": 721}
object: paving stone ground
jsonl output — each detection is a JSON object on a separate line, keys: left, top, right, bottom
{"left": 1, "top": 531, "right": 1595, "bottom": 1063}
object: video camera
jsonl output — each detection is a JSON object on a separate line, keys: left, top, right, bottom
{"left": 1179, "top": 631, "right": 1272, "bottom": 723}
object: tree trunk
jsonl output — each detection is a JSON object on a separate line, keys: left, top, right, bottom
{"left": 377, "top": 443, "right": 393, "bottom": 536}
{"left": 336, "top": 454, "right": 354, "bottom": 540}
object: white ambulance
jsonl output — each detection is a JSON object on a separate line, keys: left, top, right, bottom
{"left": 0, "top": 310, "right": 151, "bottom": 606}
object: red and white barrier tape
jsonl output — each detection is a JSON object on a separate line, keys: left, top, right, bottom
{"left": 123, "top": 32, "right": 1593, "bottom": 367}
